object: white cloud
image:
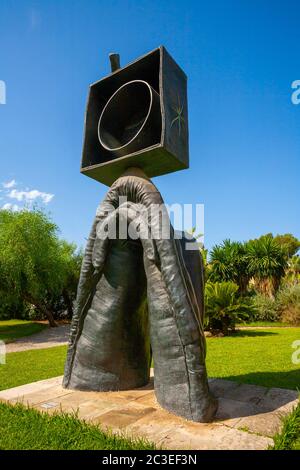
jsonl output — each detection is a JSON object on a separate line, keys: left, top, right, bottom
{"left": 2, "top": 203, "right": 20, "bottom": 212}
{"left": 3, "top": 179, "right": 16, "bottom": 189}
{"left": 8, "top": 189, "right": 54, "bottom": 204}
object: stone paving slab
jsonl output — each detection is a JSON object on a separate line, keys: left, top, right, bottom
{"left": 0, "top": 372, "right": 298, "bottom": 450}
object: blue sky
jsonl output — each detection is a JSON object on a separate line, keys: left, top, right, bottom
{"left": 0, "top": 0, "right": 299, "bottom": 250}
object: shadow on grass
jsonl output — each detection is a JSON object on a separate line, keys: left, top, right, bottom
{"left": 231, "top": 330, "right": 278, "bottom": 337}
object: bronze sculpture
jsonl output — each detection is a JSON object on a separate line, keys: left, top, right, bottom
{"left": 80, "top": 47, "right": 189, "bottom": 185}
{"left": 63, "top": 47, "right": 218, "bottom": 422}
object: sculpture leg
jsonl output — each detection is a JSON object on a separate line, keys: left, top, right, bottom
{"left": 66, "top": 239, "right": 150, "bottom": 391}
{"left": 144, "top": 253, "right": 217, "bottom": 422}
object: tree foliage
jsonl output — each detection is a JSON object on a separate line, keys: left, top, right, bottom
{"left": 0, "top": 209, "right": 82, "bottom": 326}
{"left": 208, "top": 235, "right": 290, "bottom": 298}
{"left": 273, "top": 233, "right": 300, "bottom": 258}
{"left": 245, "top": 236, "right": 287, "bottom": 296}
{"left": 209, "top": 240, "right": 249, "bottom": 293}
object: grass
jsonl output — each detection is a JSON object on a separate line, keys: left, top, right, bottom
{"left": 0, "top": 345, "right": 67, "bottom": 391}
{"left": 150, "top": 327, "right": 299, "bottom": 391}
{"left": 0, "top": 402, "right": 155, "bottom": 450}
{"left": 0, "top": 327, "right": 299, "bottom": 450}
{"left": 0, "top": 319, "right": 47, "bottom": 343}
{"left": 237, "top": 321, "right": 290, "bottom": 327}
{"left": 206, "top": 327, "right": 300, "bottom": 390}
{"left": 0, "top": 328, "right": 299, "bottom": 392}
{"left": 272, "top": 401, "right": 300, "bottom": 450}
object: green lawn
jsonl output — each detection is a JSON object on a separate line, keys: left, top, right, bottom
{"left": 0, "top": 345, "right": 67, "bottom": 391}
{"left": 206, "top": 328, "right": 300, "bottom": 390}
{"left": 237, "top": 321, "right": 290, "bottom": 327}
{"left": 0, "top": 319, "right": 47, "bottom": 343}
{"left": 0, "top": 328, "right": 299, "bottom": 392}
{"left": 0, "top": 327, "right": 299, "bottom": 451}
{"left": 0, "top": 402, "right": 155, "bottom": 450}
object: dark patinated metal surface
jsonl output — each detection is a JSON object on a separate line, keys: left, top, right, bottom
{"left": 81, "top": 46, "right": 189, "bottom": 186}
{"left": 63, "top": 173, "right": 217, "bottom": 423}
{"left": 109, "top": 53, "right": 120, "bottom": 73}
{"left": 98, "top": 80, "right": 161, "bottom": 158}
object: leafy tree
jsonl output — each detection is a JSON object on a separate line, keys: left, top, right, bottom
{"left": 0, "top": 291, "right": 28, "bottom": 321}
{"left": 0, "top": 209, "right": 81, "bottom": 326}
{"left": 273, "top": 234, "right": 300, "bottom": 258}
{"left": 245, "top": 236, "right": 287, "bottom": 297}
{"left": 204, "top": 281, "right": 253, "bottom": 335}
{"left": 209, "top": 240, "right": 249, "bottom": 293}
{"left": 58, "top": 240, "right": 83, "bottom": 318}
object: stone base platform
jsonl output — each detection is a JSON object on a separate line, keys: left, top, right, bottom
{"left": 0, "top": 372, "right": 298, "bottom": 450}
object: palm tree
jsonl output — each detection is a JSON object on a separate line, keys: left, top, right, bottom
{"left": 209, "top": 240, "right": 250, "bottom": 294}
{"left": 245, "top": 236, "right": 287, "bottom": 297}
{"left": 205, "top": 281, "right": 253, "bottom": 335}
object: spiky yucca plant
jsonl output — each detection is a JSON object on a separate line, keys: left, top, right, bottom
{"left": 209, "top": 240, "right": 249, "bottom": 294}
{"left": 245, "top": 236, "right": 287, "bottom": 297}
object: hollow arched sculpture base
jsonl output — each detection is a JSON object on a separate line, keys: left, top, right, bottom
{"left": 63, "top": 172, "right": 218, "bottom": 423}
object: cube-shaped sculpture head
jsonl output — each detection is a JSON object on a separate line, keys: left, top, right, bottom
{"left": 81, "top": 46, "right": 189, "bottom": 186}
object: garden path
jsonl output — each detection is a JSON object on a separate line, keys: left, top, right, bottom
{"left": 5, "top": 324, "right": 70, "bottom": 353}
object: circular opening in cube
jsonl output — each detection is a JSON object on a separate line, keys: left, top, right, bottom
{"left": 98, "top": 80, "right": 153, "bottom": 152}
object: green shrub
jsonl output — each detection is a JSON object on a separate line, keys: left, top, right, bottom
{"left": 276, "top": 284, "right": 300, "bottom": 326}
{"left": 252, "top": 293, "right": 280, "bottom": 322}
{"left": 0, "top": 293, "right": 29, "bottom": 321}
{"left": 204, "top": 281, "right": 254, "bottom": 335}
